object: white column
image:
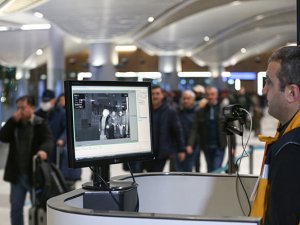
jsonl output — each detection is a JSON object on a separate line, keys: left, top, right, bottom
{"left": 16, "top": 67, "right": 30, "bottom": 97}
{"left": 88, "top": 43, "right": 117, "bottom": 81}
{"left": 47, "top": 25, "right": 65, "bottom": 94}
{"left": 159, "top": 55, "right": 181, "bottom": 90}
{"left": 209, "top": 63, "right": 225, "bottom": 90}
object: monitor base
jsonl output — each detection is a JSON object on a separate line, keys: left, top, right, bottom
{"left": 82, "top": 181, "right": 138, "bottom": 211}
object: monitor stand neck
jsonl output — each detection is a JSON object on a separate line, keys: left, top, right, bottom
{"left": 82, "top": 165, "right": 110, "bottom": 191}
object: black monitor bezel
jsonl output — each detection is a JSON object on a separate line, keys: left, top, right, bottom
{"left": 64, "top": 80, "right": 155, "bottom": 168}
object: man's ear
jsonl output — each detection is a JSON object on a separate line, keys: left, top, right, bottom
{"left": 286, "top": 84, "right": 300, "bottom": 103}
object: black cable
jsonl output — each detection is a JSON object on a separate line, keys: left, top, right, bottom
{"left": 127, "top": 162, "right": 139, "bottom": 212}
{"left": 127, "top": 162, "right": 136, "bottom": 183}
{"left": 235, "top": 135, "right": 252, "bottom": 216}
{"left": 89, "top": 166, "right": 122, "bottom": 209}
{"left": 234, "top": 112, "right": 252, "bottom": 216}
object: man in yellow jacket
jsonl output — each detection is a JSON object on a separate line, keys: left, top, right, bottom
{"left": 250, "top": 46, "right": 300, "bottom": 224}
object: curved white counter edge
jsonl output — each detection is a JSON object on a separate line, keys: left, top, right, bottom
{"left": 47, "top": 173, "right": 262, "bottom": 225}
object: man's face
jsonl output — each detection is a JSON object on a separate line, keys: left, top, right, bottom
{"left": 17, "top": 100, "right": 34, "bottom": 121}
{"left": 151, "top": 88, "right": 164, "bottom": 106}
{"left": 262, "top": 61, "right": 286, "bottom": 120}
{"left": 206, "top": 87, "right": 218, "bottom": 105}
{"left": 182, "top": 93, "right": 194, "bottom": 109}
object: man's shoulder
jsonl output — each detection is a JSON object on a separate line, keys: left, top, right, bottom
{"left": 271, "top": 126, "right": 300, "bottom": 156}
{"left": 288, "top": 126, "right": 300, "bottom": 142}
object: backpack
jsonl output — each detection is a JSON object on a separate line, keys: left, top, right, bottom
{"left": 33, "top": 159, "right": 68, "bottom": 209}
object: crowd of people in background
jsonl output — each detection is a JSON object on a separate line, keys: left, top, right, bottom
{"left": 0, "top": 83, "right": 266, "bottom": 225}
{"left": 129, "top": 84, "right": 266, "bottom": 174}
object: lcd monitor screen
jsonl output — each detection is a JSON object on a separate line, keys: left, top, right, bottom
{"left": 64, "top": 80, "right": 154, "bottom": 168}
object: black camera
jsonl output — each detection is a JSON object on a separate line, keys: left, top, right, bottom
{"left": 223, "top": 104, "right": 246, "bottom": 121}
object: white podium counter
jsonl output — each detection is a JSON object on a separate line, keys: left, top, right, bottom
{"left": 47, "top": 173, "right": 262, "bottom": 225}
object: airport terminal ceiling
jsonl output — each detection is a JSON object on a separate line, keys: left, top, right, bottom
{"left": 0, "top": 0, "right": 297, "bottom": 72}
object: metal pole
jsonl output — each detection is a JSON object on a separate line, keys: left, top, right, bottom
{"left": 249, "top": 145, "right": 254, "bottom": 174}
{"left": 227, "top": 135, "right": 234, "bottom": 174}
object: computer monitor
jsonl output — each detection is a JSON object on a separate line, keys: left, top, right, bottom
{"left": 64, "top": 80, "right": 154, "bottom": 170}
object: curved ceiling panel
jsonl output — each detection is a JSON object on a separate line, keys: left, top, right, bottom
{"left": 0, "top": 29, "right": 49, "bottom": 67}
{"left": 138, "top": 0, "right": 295, "bottom": 57}
{"left": 34, "top": 0, "right": 185, "bottom": 42}
{"left": 192, "top": 24, "right": 296, "bottom": 66}
{"left": 0, "top": 0, "right": 297, "bottom": 69}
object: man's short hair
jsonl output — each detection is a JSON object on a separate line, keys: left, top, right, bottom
{"left": 151, "top": 85, "right": 162, "bottom": 91}
{"left": 16, "top": 95, "right": 35, "bottom": 107}
{"left": 269, "top": 46, "right": 300, "bottom": 91}
{"left": 206, "top": 85, "right": 218, "bottom": 93}
{"left": 182, "top": 90, "right": 196, "bottom": 100}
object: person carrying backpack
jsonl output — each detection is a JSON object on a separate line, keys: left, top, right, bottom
{"left": 0, "top": 95, "right": 53, "bottom": 225}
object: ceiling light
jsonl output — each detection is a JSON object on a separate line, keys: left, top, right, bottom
{"left": 138, "top": 72, "right": 161, "bottom": 79}
{"left": 230, "top": 58, "right": 238, "bottom": 66}
{"left": 0, "top": 0, "right": 45, "bottom": 14}
{"left": 286, "top": 42, "right": 297, "bottom": 46}
{"left": 40, "top": 74, "right": 47, "bottom": 80}
{"left": 147, "top": 17, "right": 155, "bottom": 23}
{"left": 255, "top": 15, "right": 264, "bottom": 21}
{"left": 230, "top": 1, "right": 241, "bottom": 6}
{"left": 0, "top": 26, "right": 8, "bottom": 31}
{"left": 115, "top": 72, "right": 138, "bottom": 78}
{"left": 257, "top": 72, "right": 266, "bottom": 96}
{"left": 21, "top": 24, "right": 51, "bottom": 30}
{"left": 15, "top": 70, "right": 23, "bottom": 80}
{"left": 221, "top": 72, "right": 231, "bottom": 77}
{"left": 115, "top": 45, "right": 137, "bottom": 52}
{"left": 0, "top": 97, "right": 6, "bottom": 103}
{"left": 36, "top": 49, "right": 43, "bottom": 55}
{"left": 78, "top": 72, "right": 92, "bottom": 80}
{"left": 204, "top": 36, "right": 210, "bottom": 42}
{"left": 240, "top": 48, "right": 247, "bottom": 53}
{"left": 186, "top": 52, "right": 192, "bottom": 57}
{"left": 235, "top": 79, "right": 241, "bottom": 91}
{"left": 178, "top": 72, "right": 211, "bottom": 78}
{"left": 34, "top": 12, "right": 44, "bottom": 18}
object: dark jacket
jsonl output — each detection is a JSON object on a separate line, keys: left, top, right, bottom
{"left": 153, "top": 99, "right": 185, "bottom": 159}
{"left": 35, "top": 105, "right": 67, "bottom": 143}
{"left": 36, "top": 105, "right": 67, "bottom": 163}
{"left": 178, "top": 104, "right": 198, "bottom": 146}
{"left": 0, "top": 116, "right": 53, "bottom": 184}
{"left": 264, "top": 126, "right": 300, "bottom": 225}
{"left": 188, "top": 103, "right": 227, "bottom": 150}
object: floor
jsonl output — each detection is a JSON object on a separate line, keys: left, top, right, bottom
{"left": 0, "top": 109, "right": 277, "bottom": 225}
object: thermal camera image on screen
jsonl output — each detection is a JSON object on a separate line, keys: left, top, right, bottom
{"left": 73, "top": 92, "right": 138, "bottom": 144}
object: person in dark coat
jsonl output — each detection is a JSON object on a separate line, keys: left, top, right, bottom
{"left": 188, "top": 86, "right": 231, "bottom": 172}
{"left": 36, "top": 90, "right": 81, "bottom": 190}
{"left": 177, "top": 90, "right": 199, "bottom": 172}
{"left": 0, "top": 95, "right": 53, "bottom": 225}
{"left": 35, "top": 89, "right": 67, "bottom": 164}
{"left": 143, "top": 85, "right": 186, "bottom": 172}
